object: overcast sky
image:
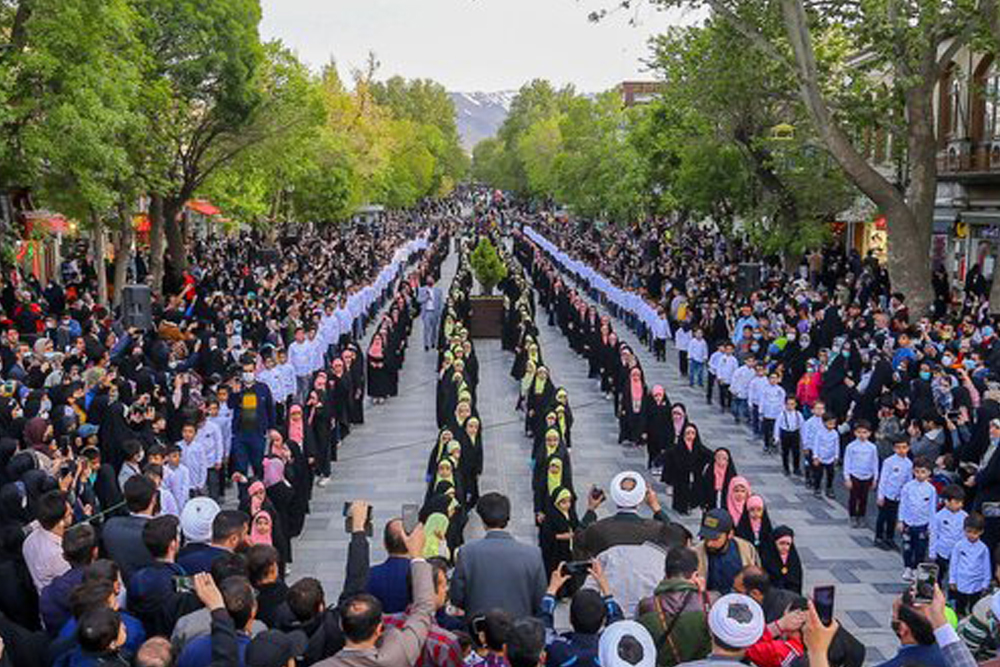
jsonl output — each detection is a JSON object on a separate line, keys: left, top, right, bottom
{"left": 259, "top": 0, "right": 698, "bottom": 93}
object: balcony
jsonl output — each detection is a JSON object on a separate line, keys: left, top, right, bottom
{"left": 937, "top": 139, "right": 1000, "bottom": 181}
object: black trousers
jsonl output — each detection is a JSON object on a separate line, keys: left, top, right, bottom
{"left": 779, "top": 430, "right": 801, "bottom": 474}
{"left": 876, "top": 499, "right": 900, "bottom": 541}
{"left": 811, "top": 461, "right": 835, "bottom": 490}
{"left": 848, "top": 476, "right": 872, "bottom": 518}
{"left": 719, "top": 383, "right": 732, "bottom": 409}
{"left": 706, "top": 373, "right": 716, "bottom": 402}
{"left": 762, "top": 418, "right": 776, "bottom": 451}
{"left": 678, "top": 351, "right": 689, "bottom": 377}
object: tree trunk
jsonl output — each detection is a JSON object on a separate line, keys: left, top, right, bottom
{"left": 164, "top": 198, "right": 188, "bottom": 284}
{"left": 149, "top": 193, "right": 165, "bottom": 298}
{"left": 113, "top": 201, "right": 133, "bottom": 306}
{"left": 91, "top": 213, "right": 108, "bottom": 308}
{"left": 775, "top": 0, "right": 934, "bottom": 315}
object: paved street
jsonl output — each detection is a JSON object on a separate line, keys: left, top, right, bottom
{"left": 293, "top": 243, "right": 903, "bottom": 663}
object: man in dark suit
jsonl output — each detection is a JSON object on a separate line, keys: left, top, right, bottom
{"left": 101, "top": 475, "right": 157, "bottom": 584}
{"left": 450, "top": 493, "right": 546, "bottom": 618}
{"left": 365, "top": 518, "right": 411, "bottom": 613}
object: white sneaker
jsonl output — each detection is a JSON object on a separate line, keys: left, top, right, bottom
{"left": 317, "top": 477, "right": 330, "bottom": 488}
{"left": 901, "top": 567, "right": 914, "bottom": 582}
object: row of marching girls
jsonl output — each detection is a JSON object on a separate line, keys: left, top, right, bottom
{"left": 227, "top": 228, "right": 450, "bottom": 579}
{"left": 504, "top": 240, "right": 580, "bottom": 583}
{"left": 513, "top": 227, "right": 806, "bottom": 595}
{"left": 423, "top": 237, "right": 486, "bottom": 564}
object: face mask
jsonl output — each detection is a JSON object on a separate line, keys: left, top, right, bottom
{"left": 920, "top": 371, "right": 931, "bottom": 381}
{"left": 751, "top": 344, "right": 760, "bottom": 352}
{"left": 964, "top": 359, "right": 976, "bottom": 370}
{"left": 243, "top": 372, "right": 255, "bottom": 384}
{"left": 40, "top": 398, "right": 52, "bottom": 413}
{"left": 942, "top": 356, "right": 953, "bottom": 367}
{"left": 787, "top": 334, "right": 796, "bottom": 341}
{"left": 842, "top": 351, "right": 850, "bottom": 358}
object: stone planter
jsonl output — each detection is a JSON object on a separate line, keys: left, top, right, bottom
{"left": 469, "top": 296, "right": 505, "bottom": 338}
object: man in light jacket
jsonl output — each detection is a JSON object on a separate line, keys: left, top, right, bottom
{"left": 315, "top": 524, "right": 429, "bottom": 667}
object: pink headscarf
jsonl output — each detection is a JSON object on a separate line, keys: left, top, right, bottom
{"left": 263, "top": 457, "right": 286, "bottom": 488}
{"left": 713, "top": 450, "right": 730, "bottom": 490}
{"left": 746, "top": 495, "right": 765, "bottom": 533}
{"left": 370, "top": 334, "right": 384, "bottom": 358}
{"left": 727, "top": 476, "right": 751, "bottom": 525}
{"left": 652, "top": 385, "right": 666, "bottom": 405}
{"left": 630, "top": 369, "right": 644, "bottom": 403}
{"left": 249, "top": 481, "right": 266, "bottom": 516}
{"left": 288, "top": 405, "right": 304, "bottom": 444}
{"left": 250, "top": 511, "right": 273, "bottom": 546}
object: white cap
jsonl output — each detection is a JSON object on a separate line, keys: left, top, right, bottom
{"left": 610, "top": 471, "right": 647, "bottom": 508}
{"left": 599, "top": 621, "right": 656, "bottom": 667}
{"left": 708, "top": 593, "right": 765, "bottom": 648}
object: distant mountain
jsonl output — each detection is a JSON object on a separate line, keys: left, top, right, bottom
{"left": 449, "top": 91, "right": 518, "bottom": 152}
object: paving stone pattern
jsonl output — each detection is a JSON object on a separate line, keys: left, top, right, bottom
{"left": 289, "top": 244, "right": 902, "bottom": 664}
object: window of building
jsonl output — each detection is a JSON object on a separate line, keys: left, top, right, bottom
{"left": 985, "top": 64, "right": 1000, "bottom": 140}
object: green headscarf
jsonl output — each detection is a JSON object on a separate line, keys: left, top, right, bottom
{"left": 423, "top": 513, "right": 451, "bottom": 560}
{"left": 547, "top": 458, "right": 564, "bottom": 495}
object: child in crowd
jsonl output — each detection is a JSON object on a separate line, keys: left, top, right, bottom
{"left": 687, "top": 328, "right": 708, "bottom": 388}
{"left": 748, "top": 365, "right": 769, "bottom": 437}
{"left": 706, "top": 342, "right": 724, "bottom": 405}
{"left": 163, "top": 443, "right": 192, "bottom": 511}
{"left": 775, "top": 396, "right": 803, "bottom": 476}
{"left": 898, "top": 457, "right": 938, "bottom": 582}
{"left": 730, "top": 356, "right": 755, "bottom": 425}
{"left": 811, "top": 415, "right": 840, "bottom": 499}
{"left": 949, "top": 512, "right": 991, "bottom": 616}
{"left": 117, "top": 439, "right": 144, "bottom": 491}
{"left": 177, "top": 422, "right": 207, "bottom": 497}
{"left": 675, "top": 324, "right": 691, "bottom": 379}
{"left": 843, "top": 421, "right": 879, "bottom": 528}
{"left": 930, "top": 484, "right": 968, "bottom": 584}
{"left": 716, "top": 342, "right": 738, "bottom": 411}
{"left": 760, "top": 372, "right": 786, "bottom": 455}
{"left": 875, "top": 437, "right": 913, "bottom": 550}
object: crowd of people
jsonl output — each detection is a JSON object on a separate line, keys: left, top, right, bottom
{"left": 0, "top": 184, "right": 998, "bottom": 667}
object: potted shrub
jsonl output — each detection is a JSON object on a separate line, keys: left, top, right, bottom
{"left": 469, "top": 237, "right": 508, "bottom": 296}
{"left": 468, "top": 237, "right": 508, "bottom": 337}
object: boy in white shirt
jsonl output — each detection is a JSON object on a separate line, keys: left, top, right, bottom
{"left": 730, "top": 357, "right": 756, "bottom": 425}
{"left": 652, "top": 307, "right": 670, "bottom": 362}
{"left": 775, "top": 396, "right": 804, "bottom": 477}
{"left": 716, "top": 342, "right": 739, "bottom": 413}
{"left": 843, "top": 421, "right": 879, "bottom": 528}
{"left": 811, "top": 414, "right": 840, "bottom": 498}
{"left": 178, "top": 422, "right": 208, "bottom": 497}
{"left": 949, "top": 512, "right": 991, "bottom": 615}
{"left": 898, "top": 457, "right": 938, "bottom": 581}
{"left": 675, "top": 325, "right": 691, "bottom": 379}
{"left": 197, "top": 411, "right": 226, "bottom": 501}
{"left": 163, "top": 444, "right": 192, "bottom": 511}
{"left": 930, "top": 484, "right": 967, "bottom": 584}
{"left": 876, "top": 437, "right": 913, "bottom": 550}
{"left": 687, "top": 329, "right": 708, "bottom": 388}
{"left": 706, "top": 342, "right": 724, "bottom": 405}
{"left": 759, "top": 372, "right": 786, "bottom": 455}
{"left": 747, "top": 366, "right": 769, "bottom": 437}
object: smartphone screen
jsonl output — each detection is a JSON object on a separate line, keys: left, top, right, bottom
{"left": 915, "top": 563, "right": 939, "bottom": 603}
{"left": 174, "top": 575, "right": 195, "bottom": 594}
{"left": 402, "top": 503, "right": 420, "bottom": 534}
{"left": 813, "top": 585, "right": 835, "bottom": 626}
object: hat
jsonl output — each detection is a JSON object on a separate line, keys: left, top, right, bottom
{"left": 598, "top": 621, "right": 656, "bottom": 667}
{"left": 180, "top": 496, "right": 221, "bottom": 543}
{"left": 246, "top": 630, "right": 308, "bottom": 667}
{"left": 610, "top": 471, "right": 646, "bottom": 508}
{"left": 78, "top": 424, "right": 99, "bottom": 438}
{"left": 699, "top": 508, "right": 734, "bottom": 540}
{"left": 708, "top": 593, "right": 764, "bottom": 648}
